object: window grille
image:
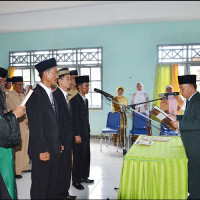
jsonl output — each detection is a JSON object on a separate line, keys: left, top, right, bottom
{"left": 9, "top": 47, "right": 103, "bottom": 109}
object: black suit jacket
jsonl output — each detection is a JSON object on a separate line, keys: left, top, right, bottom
{"left": 70, "top": 93, "right": 90, "bottom": 141}
{"left": 26, "top": 84, "right": 61, "bottom": 156}
{"left": 54, "top": 87, "right": 73, "bottom": 151}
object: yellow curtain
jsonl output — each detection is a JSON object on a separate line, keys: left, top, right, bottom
{"left": 7, "top": 67, "right": 15, "bottom": 78}
{"left": 151, "top": 64, "right": 171, "bottom": 121}
{"left": 152, "top": 64, "right": 171, "bottom": 108}
{"left": 7, "top": 67, "right": 15, "bottom": 90}
{"left": 171, "top": 64, "right": 182, "bottom": 115}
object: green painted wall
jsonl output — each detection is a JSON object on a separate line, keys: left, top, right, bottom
{"left": 1, "top": 20, "right": 200, "bottom": 136}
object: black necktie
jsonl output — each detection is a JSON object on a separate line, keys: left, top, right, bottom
{"left": 186, "top": 99, "right": 189, "bottom": 109}
{"left": 0, "top": 89, "right": 7, "bottom": 112}
{"left": 66, "top": 94, "right": 71, "bottom": 111}
{"left": 50, "top": 92, "right": 56, "bottom": 113}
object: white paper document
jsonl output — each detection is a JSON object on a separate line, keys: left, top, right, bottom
{"left": 20, "top": 89, "right": 33, "bottom": 106}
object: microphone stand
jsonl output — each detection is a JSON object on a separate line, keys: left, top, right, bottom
{"left": 105, "top": 96, "right": 165, "bottom": 156}
{"left": 129, "top": 97, "right": 165, "bottom": 144}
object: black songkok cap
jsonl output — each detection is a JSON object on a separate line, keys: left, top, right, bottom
{"left": 178, "top": 75, "right": 196, "bottom": 84}
{"left": 0, "top": 67, "right": 8, "bottom": 78}
{"left": 12, "top": 76, "right": 23, "bottom": 83}
{"left": 58, "top": 68, "right": 69, "bottom": 78}
{"left": 75, "top": 75, "right": 89, "bottom": 85}
{"left": 6, "top": 78, "right": 12, "bottom": 82}
{"left": 35, "top": 58, "right": 57, "bottom": 73}
{"left": 69, "top": 70, "right": 78, "bottom": 76}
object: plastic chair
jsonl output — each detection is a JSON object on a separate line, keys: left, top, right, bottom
{"left": 128, "top": 112, "right": 150, "bottom": 149}
{"left": 100, "top": 112, "right": 121, "bottom": 152}
{"left": 160, "top": 122, "right": 179, "bottom": 136}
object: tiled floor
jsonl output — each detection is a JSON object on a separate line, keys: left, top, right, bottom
{"left": 16, "top": 138, "right": 127, "bottom": 199}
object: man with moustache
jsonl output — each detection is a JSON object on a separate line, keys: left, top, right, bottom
{"left": 7, "top": 76, "right": 30, "bottom": 179}
{"left": 54, "top": 68, "right": 76, "bottom": 200}
{"left": 3, "top": 77, "right": 12, "bottom": 96}
{"left": 26, "top": 58, "right": 62, "bottom": 199}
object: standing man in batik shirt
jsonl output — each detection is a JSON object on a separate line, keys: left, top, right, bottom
{"left": 7, "top": 76, "right": 30, "bottom": 179}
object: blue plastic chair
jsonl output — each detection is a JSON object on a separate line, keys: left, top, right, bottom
{"left": 100, "top": 112, "right": 121, "bottom": 152}
{"left": 160, "top": 122, "right": 179, "bottom": 136}
{"left": 128, "top": 112, "right": 150, "bottom": 149}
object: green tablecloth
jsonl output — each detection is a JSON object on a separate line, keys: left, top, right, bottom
{"left": 118, "top": 136, "right": 188, "bottom": 199}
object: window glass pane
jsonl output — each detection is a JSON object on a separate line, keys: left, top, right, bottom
{"left": 14, "top": 69, "right": 22, "bottom": 76}
{"left": 190, "top": 66, "right": 200, "bottom": 80}
{"left": 23, "top": 69, "right": 30, "bottom": 81}
{"left": 91, "top": 93, "right": 101, "bottom": 108}
{"left": 85, "top": 93, "right": 91, "bottom": 105}
{"left": 80, "top": 68, "right": 90, "bottom": 76}
{"left": 178, "top": 65, "right": 185, "bottom": 76}
{"left": 68, "top": 68, "right": 76, "bottom": 71}
{"left": 91, "top": 68, "right": 100, "bottom": 80}
{"left": 24, "top": 82, "right": 31, "bottom": 88}
{"left": 34, "top": 69, "right": 40, "bottom": 82}
{"left": 91, "top": 81, "right": 101, "bottom": 92}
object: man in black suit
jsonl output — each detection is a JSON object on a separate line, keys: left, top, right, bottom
{"left": 54, "top": 68, "right": 76, "bottom": 200}
{"left": 70, "top": 75, "right": 94, "bottom": 190}
{"left": 26, "top": 58, "right": 62, "bottom": 199}
{"left": 170, "top": 75, "right": 200, "bottom": 199}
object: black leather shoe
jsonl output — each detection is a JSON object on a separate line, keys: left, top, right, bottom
{"left": 22, "top": 169, "right": 32, "bottom": 173}
{"left": 15, "top": 175, "right": 23, "bottom": 179}
{"left": 72, "top": 182, "right": 84, "bottom": 190}
{"left": 81, "top": 178, "right": 94, "bottom": 183}
{"left": 65, "top": 195, "right": 77, "bottom": 200}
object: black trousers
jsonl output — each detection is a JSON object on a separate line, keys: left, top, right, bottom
{"left": 30, "top": 154, "right": 60, "bottom": 200}
{"left": 55, "top": 149, "right": 72, "bottom": 199}
{"left": 0, "top": 172, "right": 12, "bottom": 200}
{"left": 188, "top": 157, "right": 200, "bottom": 199}
{"left": 72, "top": 139, "right": 90, "bottom": 183}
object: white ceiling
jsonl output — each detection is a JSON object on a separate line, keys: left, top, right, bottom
{"left": 0, "top": 1, "right": 200, "bottom": 34}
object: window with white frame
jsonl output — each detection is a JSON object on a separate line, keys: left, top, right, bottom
{"left": 158, "top": 44, "right": 200, "bottom": 91}
{"left": 9, "top": 47, "right": 103, "bottom": 109}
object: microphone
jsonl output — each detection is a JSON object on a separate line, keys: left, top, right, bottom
{"left": 159, "top": 92, "right": 180, "bottom": 99}
{"left": 94, "top": 88, "right": 114, "bottom": 99}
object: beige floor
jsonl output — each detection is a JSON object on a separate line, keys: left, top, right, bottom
{"left": 16, "top": 138, "right": 127, "bottom": 199}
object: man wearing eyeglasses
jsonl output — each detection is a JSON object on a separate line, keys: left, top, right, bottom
{"left": 7, "top": 76, "right": 30, "bottom": 179}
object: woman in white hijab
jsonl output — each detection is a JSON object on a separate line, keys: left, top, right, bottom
{"left": 130, "top": 82, "right": 150, "bottom": 116}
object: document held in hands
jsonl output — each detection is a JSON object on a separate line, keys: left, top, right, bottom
{"left": 20, "top": 89, "right": 33, "bottom": 106}
{"left": 151, "top": 105, "right": 176, "bottom": 131}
